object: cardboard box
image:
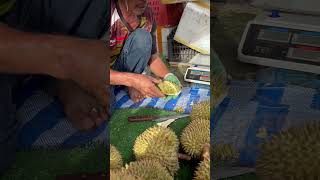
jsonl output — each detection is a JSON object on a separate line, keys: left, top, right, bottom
{"left": 174, "top": 2, "right": 210, "bottom": 55}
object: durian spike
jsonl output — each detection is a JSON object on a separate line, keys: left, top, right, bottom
{"left": 110, "top": 170, "right": 142, "bottom": 180}
{"left": 110, "top": 144, "right": 123, "bottom": 169}
{"left": 213, "top": 144, "right": 239, "bottom": 161}
{"left": 124, "top": 159, "right": 173, "bottom": 180}
{"left": 133, "top": 126, "right": 179, "bottom": 176}
{"left": 180, "top": 120, "right": 210, "bottom": 158}
{"left": 190, "top": 101, "right": 210, "bottom": 121}
{"left": 193, "top": 157, "right": 210, "bottom": 180}
{"left": 178, "top": 153, "right": 192, "bottom": 161}
{"left": 256, "top": 122, "right": 320, "bottom": 180}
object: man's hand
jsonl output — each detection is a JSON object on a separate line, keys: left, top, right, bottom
{"left": 57, "top": 80, "right": 108, "bottom": 131}
{"left": 130, "top": 74, "right": 165, "bottom": 98}
{"left": 128, "top": 87, "right": 144, "bottom": 103}
{"left": 148, "top": 54, "right": 182, "bottom": 100}
{"left": 55, "top": 37, "right": 110, "bottom": 115}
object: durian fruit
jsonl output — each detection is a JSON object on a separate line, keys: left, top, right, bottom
{"left": 212, "top": 144, "right": 239, "bottom": 162}
{"left": 133, "top": 126, "right": 179, "bottom": 176}
{"left": 124, "top": 159, "right": 173, "bottom": 180}
{"left": 256, "top": 122, "right": 320, "bottom": 180}
{"left": 190, "top": 101, "right": 210, "bottom": 121}
{"left": 193, "top": 157, "right": 210, "bottom": 180}
{"left": 110, "top": 169, "right": 142, "bottom": 180}
{"left": 110, "top": 144, "right": 123, "bottom": 169}
{"left": 175, "top": 106, "right": 184, "bottom": 113}
{"left": 181, "top": 120, "right": 210, "bottom": 158}
{"left": 157, "top": 80, "right": 181, "bottom": 96}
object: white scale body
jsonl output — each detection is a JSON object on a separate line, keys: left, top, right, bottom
{"left": 184, "top": 53, "right": 210, "bottom": 85}
{"left": 238, "top": 12, "right": 320, "bottom": 74}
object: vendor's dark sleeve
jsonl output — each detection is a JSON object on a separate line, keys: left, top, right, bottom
{"left": 151, "top": 21, "right": 157, "bottom": 55}
{"left": 5, "top": 0, "right": 110, "bottom": 39}
{"left": 2, "top": 0, "right": 111, "bottom": 97}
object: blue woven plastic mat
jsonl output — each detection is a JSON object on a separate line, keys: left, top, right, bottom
{"left": 212, "top": 80, "right": 320, "bottom": 167}
{"left": 15, "top": 85, "right": 210, "bottom": 149}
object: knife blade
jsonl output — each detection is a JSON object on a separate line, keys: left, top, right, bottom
{"left": 153, "top": 114, "right": 190, "bottom": 122}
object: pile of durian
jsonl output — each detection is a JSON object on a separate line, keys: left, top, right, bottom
{"left": 110, "top": 101, "right": 211, "bottom": 180}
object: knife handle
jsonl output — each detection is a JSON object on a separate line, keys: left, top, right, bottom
{"left": 128, "top": 115, "right": 155, "bottom": 122}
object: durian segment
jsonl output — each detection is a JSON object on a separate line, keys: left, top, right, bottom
{"left": 110, "top": 144, "right": 123, "bottom": 169}
{"left": 124, "top": 159, "right": 173, "bottom": 180}
{"left": 157, "top": 80, "right": 181, "bottom": 96}
{"left": 133, "top": 126, "right": 179, "bottom": 175}
{"left": 181, "top": 120, "right": 210, "bottom": 158}
{"left": 110, "top": 170, "right": 142, "bottom": 180}
{"left": 175, "top": 106, "right": 184, "bottom": 113}
{"left": 193, "top": 158, "right": 210, "bottom": 180}
{"left": 256, "top": 122, "right": 320, "bottom": 180}
{"left": 212, "top": 144, "right": 239, "bottom": 162}
{"left": 190, "top": 101, "right": 210, "bottom": 121}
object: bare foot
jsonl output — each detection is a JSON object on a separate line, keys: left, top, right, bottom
{"left": 57, "top": 80, "right": 107, "bottom": 131}
{"left": 128, "top": 87, "right": 144, "bottom": 103}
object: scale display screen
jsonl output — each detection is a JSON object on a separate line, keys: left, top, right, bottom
{"left": 257, "top": 27, "right": 291, "bottom": 43}
{"left": 292, "top": 32, "right": 320, "bottom": 47}
{"left": 184, "top": 67, "right": 210, "bottom": 85}
{"left": 242, "top": 24, "right": 320, "bottom": 66}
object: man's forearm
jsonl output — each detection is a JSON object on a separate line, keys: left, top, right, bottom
{"left": 149, "top": 54, "right": 170, "bottom": 78}
{"left": 110, "top": 69, "right": 135, "bottom": 87}
{"left": 0, "top": 24, "right": 80, "bottom": 79}
{"left": 0, "top": 23, "right": 111, "bottom": 107}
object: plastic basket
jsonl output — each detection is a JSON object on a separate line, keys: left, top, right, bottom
{"left": 167, "top": 27, "right": 198, "bottom": 62}
{"left": 147, "top": 0, "right": 184, "bottom": 27}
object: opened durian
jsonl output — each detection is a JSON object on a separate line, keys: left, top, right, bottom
{"left": 157, "top": 80, "right": 181, "bottom": 96}
{"left": 133, "top": 126, "right": 179, "bottom": 175}
{"left": 212, "top": 144, "right": 239, "bottom": 162}
{"left": 193, "top": 157, "right": 210, "bottom": 180}
{"left": 190, "top": 101, "right": 210, "bottom": 121}
{"left": 110, "top": 170, "right": 142, "bottom": 180}
{"left": 124, "top": 159, "right": 173, "bottom": 180}
{"left": 110, "top": 144, "right": 123, "bottom": 169}
{"left": 256, "top": 122, "right": 320, "bottom": 180}
{"left": 181, "top": 120, "right": 210, "bottom": 158}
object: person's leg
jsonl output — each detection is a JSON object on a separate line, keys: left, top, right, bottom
{"left": 112, "top": 28, "right": 152, "bottom": 73}
{"left": 110, "top": 28, "right": 153, "bottom": 112}
{"left": 0, "top": 75, "right": 20, "bottom": 176}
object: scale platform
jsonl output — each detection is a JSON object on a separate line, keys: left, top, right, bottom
{"left": 184, "top": 53, "right": 210, "bottom": 85}
{"left": 238, "top": 12, "right": 320, "bottom": 74}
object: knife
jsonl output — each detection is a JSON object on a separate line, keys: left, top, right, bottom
{"left": 128, "top": 114, "right": 189, "bottom": 122}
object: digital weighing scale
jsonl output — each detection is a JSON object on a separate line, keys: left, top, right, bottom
{"left": 184, "top": 53, "right": 210, "bottom": 85}
{"left": 238, "top": 8, "right": 320, "bottom": 74}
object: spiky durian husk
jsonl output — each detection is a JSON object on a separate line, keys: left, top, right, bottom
{"left": 110, "top": 144, "right": 123, "bottom": 169}
{"left": 193, "top": 157, "right": 210, "bottom": 180}
{"left": 110, "top": 169, "right": 142, "bottom": 180}
{"left": 212, "top": 144, "right": 239, "bottom": 162}
{"left": 157, "top": 80, "right": 181, "bottom": 96}
{"left": 124, "top": 159, "right": 173, "bottom": 180}
{"left": 190, "top": 101, "right": 210, "bottom": 121}
{"left": 181, "top": 120, "right": 210, "bottom": 158}
{"left": 256, "top": 122, "right": 320, "bottom": 180}
{"left": 133, "top": 126, "right": 179, "bottom": 175}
